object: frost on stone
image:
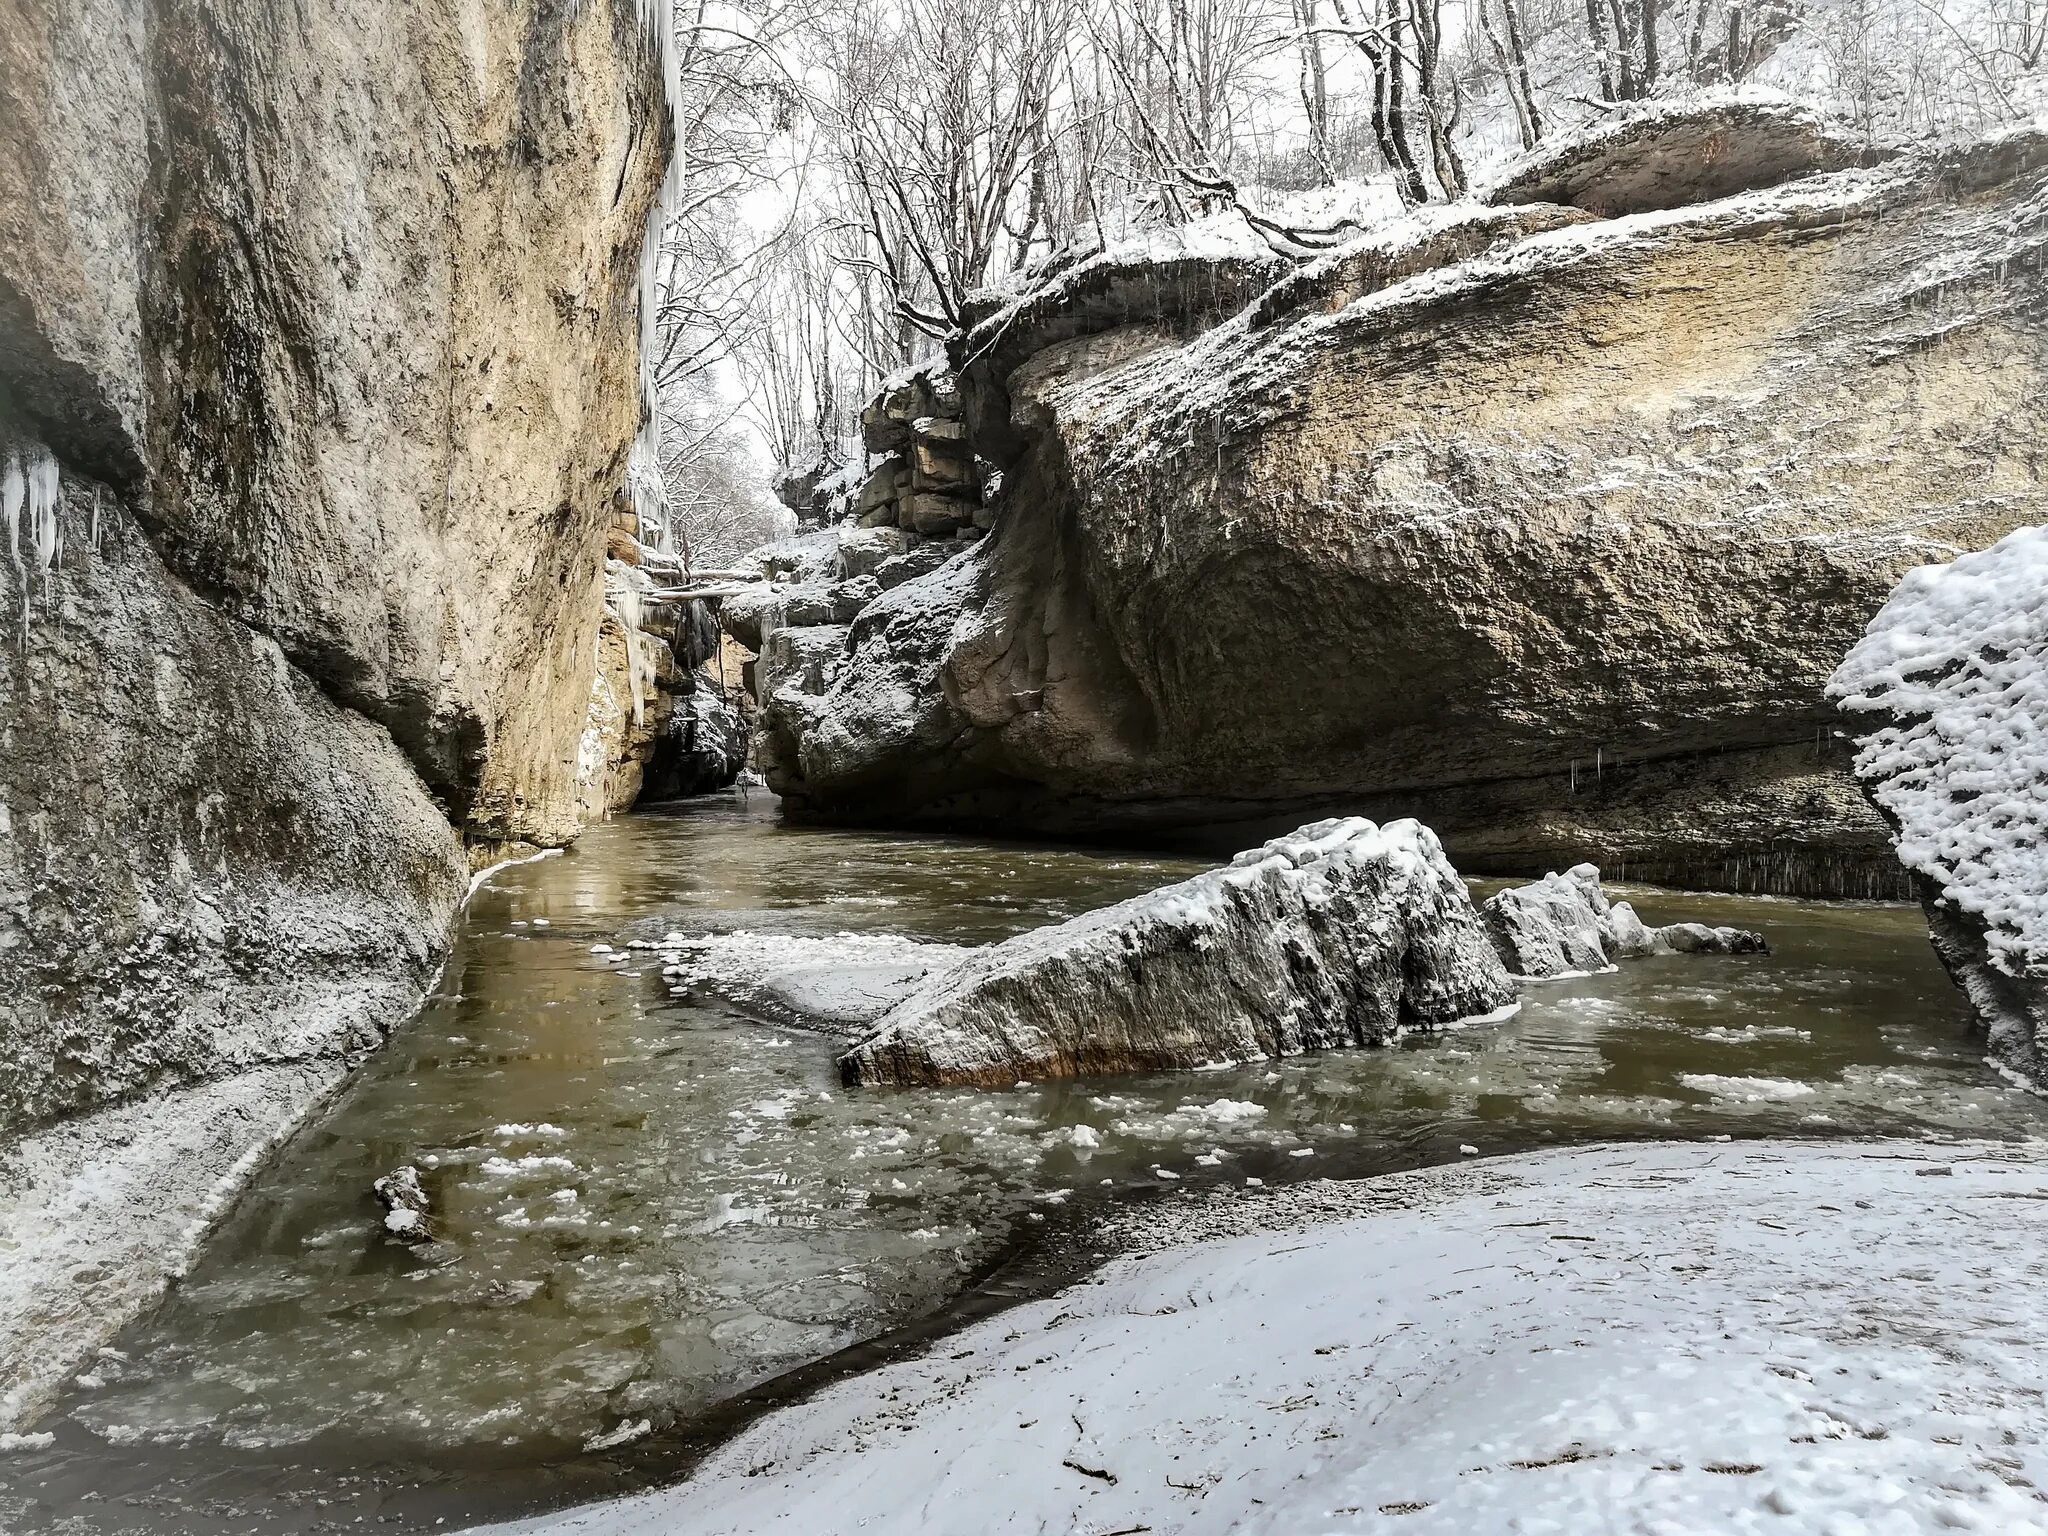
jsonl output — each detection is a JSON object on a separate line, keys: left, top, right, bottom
{"left": 1829, "top": 525, "right": 2048, "bottom": 1084}
{"left": 839, "top": 817, "right": 1517, "bottom": 1088}
{"left": 1482, "top": 864, "right": 1766, "bottom": 978}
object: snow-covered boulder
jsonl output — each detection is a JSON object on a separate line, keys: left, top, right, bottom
{"left": 838, "top": 818, "right": 1516, "bottom": 1087}
{"left": 1829, "top": 525, "right": 2048, "bottom": 1088}
{"left": 373, "top": 1165, "right": 433, "bottom": 1244}
{"left": 1482, "top": 864, "right": 1766, "bottom": 978}
{"left": 1484, "top": 90, "right": 1879, "bottom": 217}
{"left": 768, "top": 125, "right": 2048, "bottom": 898}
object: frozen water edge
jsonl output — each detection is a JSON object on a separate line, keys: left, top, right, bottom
{"left": 473, "top": 1138, "right": 2048, "bottom": 1536}
{"left": 0, "top": 1062, "right": 350, "bottom": 1432}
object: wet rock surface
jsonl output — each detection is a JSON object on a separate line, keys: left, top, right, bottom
{"left": 840, "top": 818, "right": 1516, "bottom": 1087}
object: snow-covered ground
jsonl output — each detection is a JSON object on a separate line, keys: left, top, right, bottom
{"left": 0, "top": 1062, "right": 348, "bottom": 1432}
{"left": 478, "top": 1138, "right": 2048, "bottom": 1536}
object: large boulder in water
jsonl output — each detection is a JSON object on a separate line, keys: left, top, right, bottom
{"left": 765, "top": 121, "right": 2048, "bottom": 899}
{"left": 838, "top": 818, "right": 1516, "bottom": 1088}
{"left": 1482, "top": 865, "right": 1766, "bottom": 978}
{"left": 1829, "top": 525, "right": 2048, "bottom": 1089}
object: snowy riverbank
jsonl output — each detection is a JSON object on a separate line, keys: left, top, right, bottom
{"left": 479, "top": 1138, "right": 2048, "bottom": 1536}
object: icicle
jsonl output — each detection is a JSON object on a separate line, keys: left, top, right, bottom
{"left": 1569, "top": 758, "right": 1577, "bottom": 795}
{"left": 28, "top": 449, "right": 61, "bottom": 610}
{"left": 1595, "top": 746, "right": 1603, "bottom": 782}
{"left": 3, "top": 453, "right": 23, "bottom": 647}
{"left": 89, "top": 485, "right": 101, "bottom": 553}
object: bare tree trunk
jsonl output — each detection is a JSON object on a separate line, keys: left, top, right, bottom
{"left": 1586, "top": 0, "right": 1618, "bottom": 98}
{"left": 1501, "top": 0, "right": 1544, "bottom": 141}
{"left": 1477, "top": 0, "right": 1537, "bottom": 149}
{"left": 1639, "top": 0, "right": 1661, "bottom": 89}
{"left": 1292, "top": 0, "right": 1338, "bottom": 182}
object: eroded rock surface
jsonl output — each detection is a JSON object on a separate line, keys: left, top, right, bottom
{"left": 1830, "top": 524, "right": 2048, "bottom": 1089}
{"left": 0, "top": 0, "right": 666, "bottom": 1426}
{"left": 767, "top": 116, "right": 2048, "bottom": 898}
{"left": 839, "top": 818, "right": 1516, "bottom": 1088}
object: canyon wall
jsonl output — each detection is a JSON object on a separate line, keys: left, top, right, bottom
{"left": 0, "top": 0, "right": 665, "bottom": 1423}
{"left": 763, "top": 108, "right": 2048, "bottom": 897}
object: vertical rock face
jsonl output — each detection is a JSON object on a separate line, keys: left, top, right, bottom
{"left": 1830, "top": 526, "right": 2048, "bottom": 1089}
{"left": 0, "top": 0, "right": 667, "bottom": 1131}
{"left": 839, "top": 817, "right": 1517, "bottom": 1088}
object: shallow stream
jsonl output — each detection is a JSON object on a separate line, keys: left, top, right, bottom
{"left": 8, "top": 795, "right": 2046, "bottom": 1528}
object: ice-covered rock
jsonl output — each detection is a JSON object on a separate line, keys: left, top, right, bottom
{"left": 1829, "top": 524, "right": 2048, "bottom": 1088}
{"left": 838, "top": 818, "right": 1516, "bottom": 1088}
{"left": 373, "top": 1165, "right": 433, "bottom": 1244}
{"left": 656, "top": 932, "right": 973, "bottom": 1037}
{"left": 1482, "top": 865, "right": 1766, "bottom": 977}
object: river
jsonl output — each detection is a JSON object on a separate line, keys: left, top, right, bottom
{"left": 6, "top": 794, "right": 2043, "bottom": 1531}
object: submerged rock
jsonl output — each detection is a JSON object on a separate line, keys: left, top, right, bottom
{"left": 373, "top": 1166, "right": 433, "bottom": 1244}
{"left": 1483, "top": 865, "right": 1766, "bottom": 978}
{"left": 1829, "top": 525, "right": 2048, "bottom": 1089}
{"left": 839, "top": 818, "right": 1516, "bottom": 1088}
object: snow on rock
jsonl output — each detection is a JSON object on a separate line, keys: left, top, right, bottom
{"left": 654, "top": 931, "right": 974, "bottom": 1037}
{"left": 1482, "top": 865, "right": 1766, "bottom": 978}
{"left": 838, "top": 817, "right": 1515, "bottom": 1087}
{"left": 372, "top": 1164, "right": 433, "bottom": 1242}
{"left": 1483, "top": 87, "right": 1881, "bottom": 217}
{"left": 0, "top": 1063, "right": 348, "bottom": 1431}
{"left": 1830, "top": 523, "right": 2048, "bottom": 1088}
{"left": 474, "top": 1139, "right": 2048, "bottom": 1536}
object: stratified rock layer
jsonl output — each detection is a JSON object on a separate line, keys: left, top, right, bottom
{"left": 768, "top": 118, "right": 2048, "bottom": 899}
{"left": 839, "top": 818, "right": 1516, "bottom": 1088}
{"left": 1830, "top": 524, "right": 2048, "bottom": 1089}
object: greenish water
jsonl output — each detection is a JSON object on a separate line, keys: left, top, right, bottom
{"left": 32, "top": 797, "right": 2048, "bottom": 1467}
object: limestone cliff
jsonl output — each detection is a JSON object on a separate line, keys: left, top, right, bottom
{"left": 0, "top": 0, "right": 665, "bottom": 1131}
{"left": 0, "top": 0, "right": 666, "bottom": 1424}
{"left": 765, "top": 111, "right": 2048, "bottom": 897}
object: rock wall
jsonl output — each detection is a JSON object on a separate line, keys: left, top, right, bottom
{"left": 765, "top": 113, "right": 2048, "bottom": 897}
{"left": 0, "top": 0, "right": 665, "bottom": 1134}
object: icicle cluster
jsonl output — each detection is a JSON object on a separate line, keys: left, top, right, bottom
{"left": 2, "top": 445, "right": 63, "bottom": 645}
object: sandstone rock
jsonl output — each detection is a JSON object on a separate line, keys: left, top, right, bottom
{"left": 771, "top": 127, "right": 2048, "bottom": 897}
{"left": 759, "top": 625, "right": 849, "bottom": 704}
{"left": 1829, "top": 524, "right": 2048, "bottom": 1088}
{"left": 1484, "top": 91, "right": 1881, "bottom": 217}
{"left": 949, "top": 232, "right": 1290, "bottom": 465}
{"left": 644, "top": 687, "right": 747, "bottom": 800}
{"left": 1482, "top": 864, "right": 1766, "bottom": 977}
{"left": 861, "top": 363, "right": 962, "bottom": 454}
{"left": 853, "top": 460, "right": 906, "bottom": 522}
{"left": 874, "top": 543, "right": 961, "bottom": 590}
{"left": 839, "top": 818, "right": 1516, "bottom": 1087}
{"left": 910, "top": 438, "right": 977, "bottom": 494}
{"left": 836, "top": 527, "right": 913, "bottom": 579}
{"left": 373, "top": 1165, "right": 433, "bottom": 1244}
{"left": 905, "top": 493, "right": 974, "bottom": 536}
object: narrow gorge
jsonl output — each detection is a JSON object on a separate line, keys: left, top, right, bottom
{"left": 4, "top": 5, "right": 2048, "bottom": 1535}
